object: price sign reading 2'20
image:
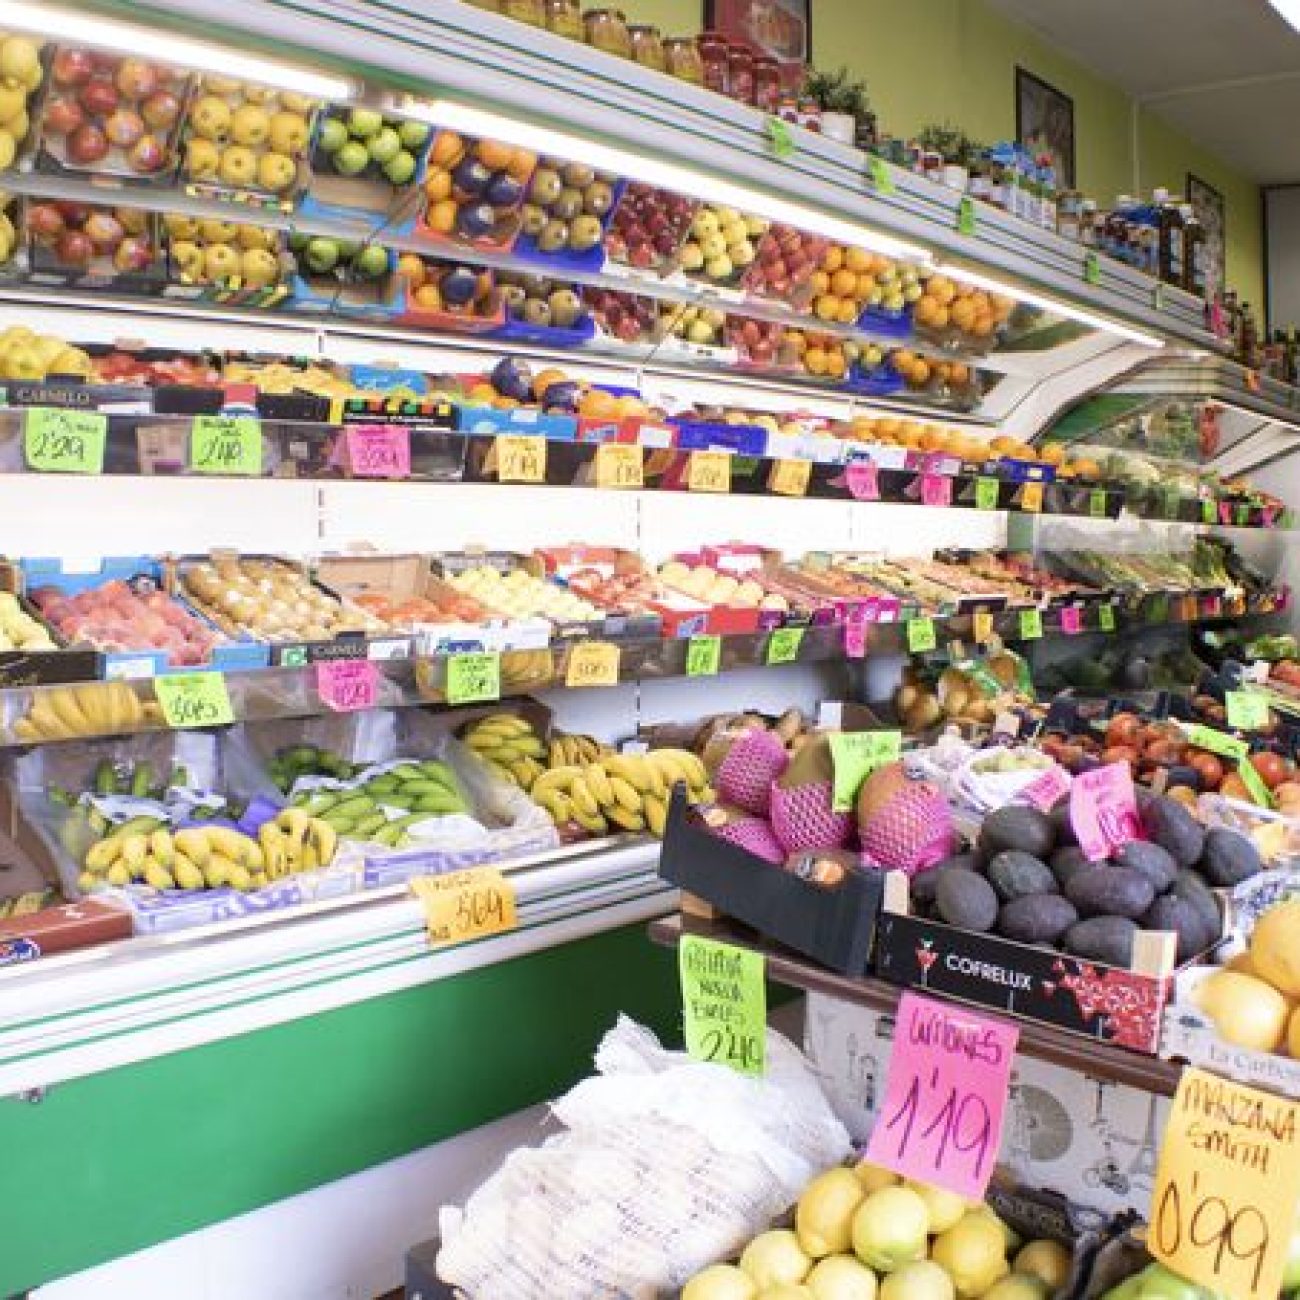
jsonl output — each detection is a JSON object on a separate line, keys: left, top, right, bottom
{"left": 865, "top": 990, "right": 1019, "bottom": 1198}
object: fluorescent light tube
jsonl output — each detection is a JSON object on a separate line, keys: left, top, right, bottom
{"left": 0, "top": 1, "right": 353, "bottom": 100}
{"left": 1268, "top": 1, "right": 1300, "bottom": 32}
{"left": 940, "top": 263, "right": 1165, "bottom": 349}
{"left": 403, "top": 97, "right": 935, "bottom": 266}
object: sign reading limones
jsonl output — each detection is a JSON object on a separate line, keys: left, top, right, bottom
{"left": 679, "top": 934, "right": 765, "bottom": 1077}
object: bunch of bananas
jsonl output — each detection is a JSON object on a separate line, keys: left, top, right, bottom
{"left": 461, "top": 713, "right": 549, "bottom": 788}
{"left": 0, "top": 890, "right": 54, "bottom": 920}
{"left": 13, "top": 683, "right": 162, "bottom": 742}
{"left": 77, "top": 814, "right": 337, "bottom": 895}
{"left": 268, "top": 744, "right": 358, "bottom": 794}
{"left": 529, "top": 749, "right": 713, "bottom": 838}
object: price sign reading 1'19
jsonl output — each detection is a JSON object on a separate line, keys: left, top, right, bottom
{"left": 866, "top": 991, "right": 1018, "bottom": 1198}
{"left": 1151, "top": 1068, "right": 1300, "bottom": 1300}
{"left": 189, "top": 415, "right": 263, "bottom": 476}
{"left": 594, "top": 442, "right": 643, "bottom": 490}
{"left": 24, "top": 408, "right": 107, "bottom": 474}
{"left": 497, "top": 434, "right": 547, "bottom": 483}
{"left": 411, "top": 868, "right": 518, "bottom": 950}
{"left": 153, "top": 672, "right": 235, "bottom": 729}
{"left": 679, "top": 934, "right": 766, "bottom": 1078}
{"left": 445, "top": 651, "right": 501, "bottom": 706}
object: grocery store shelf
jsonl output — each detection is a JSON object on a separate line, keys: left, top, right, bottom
{"left": 649, "top": 912, "right": 1183, "bottom": 1096}
{"left": 0, "top": 834, "right": 671, "bottom": 1095}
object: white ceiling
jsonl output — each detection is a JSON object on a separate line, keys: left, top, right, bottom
{"left": 984, "top": 0, "right": 1300, "bottom": 184}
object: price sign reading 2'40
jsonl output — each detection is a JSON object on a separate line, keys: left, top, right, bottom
{"left": 866, "top": 991, "right": 1018, "bottom": 1198}
{"left": 1151, "top": 1068, "right": 1300, "bottom": 1300}
{"left": 679, "top": 934, "right": 765, "bottom": 1078}
{"left": 189, "top": 415, "right": 263, "bottom": 476}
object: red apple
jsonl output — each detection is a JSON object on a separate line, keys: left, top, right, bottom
{"left": 115, "top": 59, "right": 161, "bottom": 101}
{"left": 113, "top": 235, "right": 153, "bottom": 273}
{"left": 79, "top": 78, "right": 119, "bottom": 118}
{"left": 84, "top": 211, "right": 125, "bottom": 248}
{"left": 55, "top": 229, "right": 94, "bottom": 267}
{"left": 52, "top": 48, "right": 94, "bottom": 87}
{"left": 141, "top": 90, "right": 180, "bottom": 130}
{"left": 89, "top": 52, "right": 118, "bottom": 74}
{"left": 66, "top": 123, "right": 109, "bottom": 165}
{"left": 55, "top": 202, "right": 90, "bottom": 226}
{"left": 43, "top": 95, "right": 86, "bottom": 136}
{"left": 104, "top": 108, "right": 144, "bottom": 148}
{"left": 26, "top": 203, "right": 65, "bottom": 241}
{"left": 127, "top": 134, "right": 165, "bottom": 173}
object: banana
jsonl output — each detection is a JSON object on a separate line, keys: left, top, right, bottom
{"left": 85, "top": 837, "right": 123, "bottom": 873}
{"left": 532, "top": 766, "right": 582, "bottom": 799}
{"left": 105, "top": 863, "right": 131, "bottom": 887}
{"left": 583, "top": 763, "right": 614, "bottom": 806}
{"left": 227, "top": 863, "right": 253, "bottom": 891}
{"left": 203, "top": 856, "right": 234, "bottom": 888}
{"left": 643, "top": 794, "right": 667, "bottom": 837}
{"left": 205, "top": 826, "right": 255, "bottom": 865}
{"left": 120, "top": 833, "right": 149, "bottom": 868}
{"left": 49, "top": 688, "right": 94, "bottom": 736}
{"left": 535, "top": 789, "right": 575, "bottom": 824}
{"left": 25, "top": 699, "right": 70, "bottom": 739}
{"left": 77, "top": 870, "right": 99, "bottom": 893}
{"left": 275, "top": 807, "right": 311, "bottom": 840}
{"left": 568, "top": 774, "right": 600, "bottom": 819}
{"left": 174, "top": 828, "right": 211, "bottom": 867}
{"left": 174, "top": 857, "right": 205, "bottom": 890}
{"left": 148, "top": 829, "right": 174, "bottom": 867}
{"left": 258, "top": 822, "right": 286, "bottom": 877}
{"left": 144, "top": 863, "right": 176, "bottom": 891}
{"left": 606, "top": 805, "right": 647, "bottom": 832}
{"left": 308, "top": 818, "right": 337, "bottom": 867}
{"left": 605, "top": 754, "right": 654, "bottom": 794}
{"left": 607, "top": 776, "right": 643, "bottom": 814}
{"left": 300, "top": 845, "right": 320, "bottom": 873}
{"left": 570, "top": 807, "right": 609, "bottom": 835}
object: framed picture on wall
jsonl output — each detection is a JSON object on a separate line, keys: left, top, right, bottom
{"left": 706, "top": 0, "right": 811, "bottom": 90}
{"left": 1015, "top": 67, "right": 1075, "bottom": 187}
{"left": 1187, "top": 172, "right": 1226, "bottom": 295}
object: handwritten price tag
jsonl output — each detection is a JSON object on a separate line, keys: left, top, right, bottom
{"left": 1090, "top": 489, "right": 1108, "bottom": 518}
{"left": 688, "top": 450, "right": 731, "bottom": 494}
{"left": 1060, "top": 606, "right": 1083, "bottom": 635}
{"left": 956, "top": 196, "right": 977, "bottom": 236}
{"left": 315, "top": 659, "right": 379, "bottom": 712}
{"left": 153, "top": 672, "right": 234, "bottom": 729}
{"left": 1184, "top": 724, "right": 1249, "bottom": 760}
{"left": 907, "top": 617, "right": 937, "bottom": 653}
{"left": 565, "top": 640, "right": 621, "bottom": 688}
{"left": 411, "top": 868, "right": 517, "bottom": 949}
{"left": 1238, "top": 758, "right": 1275, "bottom": 808}
{"left": 497, "top": 434, "right": 547, "bottom": 483}
{"left": 846, "top": 459, "right": 880, "bottom": 501}
{"left": 866, "top": 991, "right": 1018, "bottom": 1199}
{"left": 1070, "top": 760, "right": 1142, "bottom": 861}
{"left": 346, "top": 424, "right": 410, "bottom": 478}
{"left": 1227, "top": 690, "right": 1270, "bottom": 731}
{"left": 921, "top": 473, "right": 952, "bottom": 507}
{"left": 1018, "top": 608, "right": 1043, "bottom": 640}
{"left": 1020, "top": 481, "right": 1044, "bottom": 513}
{"left": 686, "top": 635, "right": 722, "bottom": 677}
{"left": 1021, "top": 763, "right": 1072, "bottom": 813}
{"left": 1098, "top": 604, "right": 1117, "bottom": 633}
{"left": 594, "top": 442, "right": 643, "bottom": 490}
{"left": 1151, "top": 1068, "right": 1300, "bottom": 1300}
{"left": 1083, "top": 250, "right": 1102, "bottom": 285}
{"left": 765, "top": 115, "right": 795, "bottom": 160}
{"left": 829, "top": 729, "right": 901, "bottom": 812}
{"left": 975, "top": 477, "right": 999, "bottom": 511}
{"left": 764, "top": 627, "right": 804, "bottom": 665}
{"left": 446, "top": 651, "right": 501, "bottom": 705}
{"left": 680, "top": 934, "right": 765, "bottom": 1077}
{"left": 769, "top": 458, "right": 811, "bottom": 497}
{"left": 973, "top": 610, "right": 994, "bottom": 644}
{"left": 844, "top": 608, "right": 868, "bottom": 659}
{"left": 24, "top": 408, "right": 107, "bottom": 474}
{"left": 189, "top": 415, "right": 263, "bottom": 476}
{"left": 867, "top": 155, "right": 897, "bottom": 194}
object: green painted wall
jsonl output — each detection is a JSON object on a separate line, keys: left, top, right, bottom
{"left": 616, "top": 0, "right": 1263, "bottom": 303}
{"left": 0, "top": 924, "right": 681, "bottom": 1296}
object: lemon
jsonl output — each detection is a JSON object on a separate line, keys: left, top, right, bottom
{"left": 851, "top": 1186, "right": 929, "bottom": 1273}
{"left": 905, "top": 1180, "right": 968, "bottom": 1234}
{"left": 931, "top": 1213, "right": 1010, "bottom": 1299}
{"left": 682, "top": 1263, "right": 757, "bottom": 1300}
{"left": 1013, "top": 1242, "right": 1071, "bottom": 1291}
{"left": 980, "top": 1272, "right": 1048, "bottom": 1300}
{"left": 797, "top": 1168, "right": 867, "bottom": 1259}
{"left": 740, "top": 1230, "right": 812, "bottom": 1290}
{"left": 808, "top": 1255, "right": 878, "bottom": 1300}
{"left": 880, "top": 1261, "right": 954, "bottom": 1300}
{"left": 852, "top": 1160, "right": 900, "bottom": 1194}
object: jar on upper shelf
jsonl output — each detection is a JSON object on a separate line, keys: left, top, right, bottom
{"left": 664, "top": 37, "right": 703, "bottom": 85}
{"left": 499, "top": 0, "right": 544, "bottom": 24}
{"left": 727, "top": 44, "right": 755, "bottom": 104}
{"left": 628, "top": 24, "right": 666, "bottom": 71}
{"left": 752, "top": 56, "right": 781, "bottom": 113}
{"left": 544, "top": 0, "right": 583, "bottom": 38}
{"left": 584, "top": 7, "right": 632, "bottom": 57}
{"left": 697, "top": 31, "right": 730, "bottom": 95}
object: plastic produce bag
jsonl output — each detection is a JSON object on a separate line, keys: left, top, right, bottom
{"left": 436, "top": 1016, "right": 851, "bottom": 1299}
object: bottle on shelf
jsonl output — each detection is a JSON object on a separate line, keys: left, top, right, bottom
{"left": 1182, "top": 204, "right": 1207, "bottom": 298}
{"left": 1079, "top": 198, "right": 1099, "bottom": 247}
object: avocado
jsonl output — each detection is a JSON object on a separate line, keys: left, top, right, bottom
{"left": 1064, "top": 867, "right": 1156, "bottom": 919}
{"left": 1049, "top": 797, "right": 1078, "bottom": 847}
{"left": 1168, "top": 869, "right": 1222, "bottom": 936}
{"left": 1113, "top": 840, "right": 1177, "bottom": 893}
{"left": 911, "top": 853, "right": 980, "bottom": 908}
{"left": 1049, "top": 845, "right": 1093, "bottom": 891}
{"left": 935, "top": 869, "right": 999, "bottom": 933}
{"left": 997, "top": 893, "right": 1079, "bottom": 945}
{"left": 987, "top": 850, "right": 1057, "bottom": 902}
{"left": 1198, "top": 827, "right": 1263, "bottom": 887}
{"left": 1064, "top": 916, "right": 1138, "bottom": 967}
{"left": 1143, "top": 895, "right": 1216, "bottom": 962}
{"left": 979, "top": 804, "right": 1055, "bottom": 860}
{"left": 1142, "top": 796, "right": 1205, "bottom": 867}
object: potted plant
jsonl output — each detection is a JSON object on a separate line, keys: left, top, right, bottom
{"left": 915, "top": 123, "right": 978, "bottom": 190}
{"left": 802, "top": 66, "right": 873, "bottom": 147}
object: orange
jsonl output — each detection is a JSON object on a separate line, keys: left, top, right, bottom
{"left": 468, "top": 381, "right": 497, "bottom": 401}
{"left": 804, "top": 345, "right": 829, "bottom": 375}
{"left": 413, "top": 283, "right": 443, "bottom": 308}
{"left": 1039, "top": 443, "right": 1065, "bottom": 466}
{"left": 927, "top": 304, "right": 950, "bottom": 330}
{"left": 825, "top": 349, "right": 847, "bottom": 379}
{"left": 810, "top": 270, "right": 830, "bottom": 296}
{"left": 927, "top": 275, "right": 955, "bottom": 305}
{"left": 783, "top": 330, "right": 807, "bottom": 355}
{"left": 950, "top": 299, "right": 977, "bottom": 331}
{"left": 580, "top": 388, "right": 619, "bottom": 419}
{"left": 532, "top": 366, "right": 568, "bottom": 399}
{"left": 908, "top": 359, "right": 931, "bottom": 387}
{"left": 831, "top": 268, "right": 857, "bottom": 297}
{"left": 430, "top": 131, "right": 464, "bottom": 168}
{"left": 947, "top": 362, "right": 970, "bottom": 387}
{"left": 814, "top": 294, "right": 839, "bottom": 322}
{"left": 424, "top": 168, "right": 452, "bottom": 203}
{"left": 428, "top": 198, "right": 457, "bottom": 235}
{"left": 854, "top": 272, "right": 875, "bottom": 298}
{"left": 845, "top": 247, "right": 870, "bottom": 273}
{"left": 507, "top": 148, "right": 537, "bottom": 180}
{"left": 836, "top": 298, "right": 858, "bottom": 324}
{"left": 475, "top": 138, "right": 515, "bottom": 171}
{"left": 614, "top": 394, "right": 649, "bottom": 419}
{"left": 397, "top": 253, "right": 427, "bottom": 287}
{"left": 822, "top": 245, "right": 845, "bottom": 272}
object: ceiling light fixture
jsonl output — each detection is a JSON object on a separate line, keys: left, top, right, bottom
{"left": 402, "top": 97, "right": 935, "bottom": 266}
{"left": 1267, "top": 0, "right": 1300, "bottom": 32}
{"left": 0, "top": 0, "right": 354, "bottom": 100}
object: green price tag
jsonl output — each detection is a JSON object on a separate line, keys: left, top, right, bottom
{"left": 1098, "top": 604, "right": 1117, "bottom": 632}
{"left": 1184, "top": 724, "right": 1249, "bottom": 760}
{"left": 189, "top": 415, "right": 264, "bottom": 476}
{"left": 24, "top": 408, "right": 107, "bottom": 474}
{"left": 1089, "top": 489, "right": 1107, "bottom": 518}
{"left": 686, "top": 635, "right": 722, "bottom": 677}
{"left": 1148, "top": 596, "right": 1170, "bottom": 624}
{"left": 829, "top": 730, "right": 902, "bottom": 812}
{"left": 765, "top": 627, "right": 804, "bottom": 665}
{"left": 1238, "top": 758, "right": 1274, "bottom": 808}
{"left": 867, "top": 155, "right": 896, "bottom": 195}
{"left": 957, "top": 196, "right": 977, "bottom": 236}
{"left": 1226, "top": 690, "right": 1270, "bottom": 731}
{"left": 1083, "top": 251, "right": 1101, "bottom": 285}
{"left": 153, "top": 672, "right": 234, "bottom": 729}
{"left": 765, "top": 115, "right": 794, "bottom": 159}
{"left": 680, "top": 934, "right": 765, "bottom": 1077}
{"left": 1202, "top": 498, "right": 1217, "bottom": 525}
{"left": 1153, "top": 281, "right": 1166, "bottom": 311}
{"left": 1236, "top": 503, "right": 1250, "bottom": 526}
{"left": 445, "top": 652, "right": 501, "bottom": 705}
{"left": 906, "top": 617, "right": 937, "bottom": 653}
{"left": 1018, "top": 608, "right": 1043, "bottom": 640}
{"left": 975, "top": 476, "right": 999, "bottom": 510}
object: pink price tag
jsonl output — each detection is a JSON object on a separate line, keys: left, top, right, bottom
{"left": 315, "top": 659, "right": 380, "bottom": 712}
{"left": 346, "top": 425, "right": 411, "bottom": 479}
{"left": 921, "top": 473, "right": 952, "bottom": 507}
{"left": 866, "top": 991, "right": 1018, "bottom": 1199}
{"left": 844, "top": 609, "right": 867, "bottom": 659}
{"left": 1219, "top": 501, "right": 1234, "bottom": 526}
{"left": 846, "top": 460, "right": 880, "bottom": 501}
{"left": 1021, "top": 763, "right": 1072, "bottom": 813}
{"left": 1070, "top": 760, "right": 1143, "bottom": 862}
{"left": 1059, "top": 606, "right": 1082, "bottom": 635}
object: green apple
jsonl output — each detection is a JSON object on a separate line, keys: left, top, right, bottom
{"left": 1136, "top": 1264, "right": 1206, "bottom": 1300}
{"left": 352, "top": 244, "right": 389, "bottom": 280}
{"left": 1282, "top": 1224, "right": 1300, "bottom": 1292}
{"left": 382, "top": 150, "right": 416, "bottom": 186}
{"left": 398, "top": 120, "right": 430, "bottom": 149}
{"left": 333, "top": 140, "right": 370, "bottom": 176}
{"left": 317, "top": 117, "right": 348, "bottom": 153}
{"left": 366, "top": 126, "right": 401, "bottom": 164}
{"left": 304, "top": 237, "right": 340, "bottom": 274}
{"left": 346, "top": 107, "right": 383, "bottom": 139}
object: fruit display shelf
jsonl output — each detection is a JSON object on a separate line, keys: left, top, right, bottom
{"left": 0, "top": 585, "right": 1278, "bottom": 744}
{"left": 648, "top": 912, "right": 1183, "bottom": 1096}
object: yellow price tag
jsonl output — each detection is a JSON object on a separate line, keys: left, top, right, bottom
{"left": 411, "top": 868, "right": 517, "bottom": 949}
{"left": 973, "top": 610, "right": 994, "bottom": 644}
{"left": 153, "top": 672, "right": 234, "bottom": 728}
{"left": 768, "top": 458, "right": 811, "bottom": 498}
{"left": 688, "top": 450, "right": 731, "bottom": 494}
{"left": 565, "top": 640, "right": 622, "bottom": 688}
{"left": 1151, "top": 1067, "right": 1300, "bottom": 1300}
{"left": 1020, "top": 481, "right": 1043, "bottom": 513}
{"left": 497, "top": 434, "right": 547, "bottom": 483}
{"left": 594, "top": 442, "right": 644, "bottom": 490}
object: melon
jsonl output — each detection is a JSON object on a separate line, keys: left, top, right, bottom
{"left": 1249, "top": 900, "right": 1300, "bottom": 997}
{"left": 1191, "top": 969, "right": 1290, "bottom": 1053}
